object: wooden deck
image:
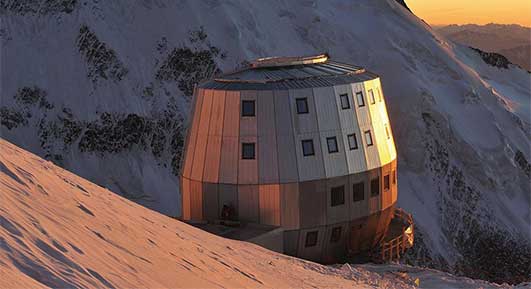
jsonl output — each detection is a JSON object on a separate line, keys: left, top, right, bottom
{"left": 371, "top": 208, "right": 414, "bottom": 262}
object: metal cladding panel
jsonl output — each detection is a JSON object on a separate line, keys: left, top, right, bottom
{"left": 319, "top": 130, "right": 348, "bottom": 178}
{"left": 181, "top": 177, "right": 191, "bottom": 220}
{"left": 190, "top": 180, "right": 203, "bottom": 220}
{"left": 326, "top": 175, "right": 350, "bottom": 224}
{"left": 283, "top": 230, "right": 300, "bottom": 256}
{"left": 364, "top": 211, "right": 381, "bottom": 247}
{"left": 223, "top": 91, "right": 240, "bottom": 137}
{"left": 368, "top": 168, "right": 381, "bottom": 215}
{"left": 203, "top": 183, "right": 219, "bottom": 221}
{"left": 240, "top": 90, "right": 258, "bottom": 136}
{"left": 297, "top": 226, "right": 326, "bottom": 262}
{"left": 238, "top": 136, "right": 258, "bottom": 184}
{"left": 349, "top": 172, "right": 370, "bottom": 220}
{"left": 259, "top": 184, "right": 281, "bottom": 226}
{"left": 351, "top": 83, "right": 371, "bottom": 127}
{"left": 238, "top": 185, "right": 259, "bottom": 222}
{"left": 274, "top": 90, "right": 299, "bottom": 183}
{"left": 375, "top": 80, "right": 397, "bottom": 161}
{"left": 257, "top": 90, "right": 279, "bottom": 183}
{"left": 219, "top": 137, "right": 239, "bottom": 184}
{"left": 391, "top": 160, "right": 398, "bottom": 204}
{"left": 321, "top": 222, "right": 349, "bottom": 263}
{"left": 313, "top": 86, "right": 340, "bottom": 131}
{"left": 191, "top": 89, "right": 214, "bottom": 181}
{"left": 182, "top": 89, "right": 204, "bottom": 178}
{"left": 376, "top": 204, "right": 394, "bottom": 241}
{"left": 342, "top": 129, "right": 368, "bottom": 174}
{"left": 289, "top": 88, "right": 319, "bottom": 134}
{"left": 202, "top": 90, "right": 226, "bottom": 182}
{"left": 350, "top": 216, "right": 369, "bottom": 254}
{"left": 280, "top": 183, "right": 300, "bottom": 230}
{"left": 333, "top": 84, "right": 358, "bottom": 130}
{"left": 294, "top": 133, "right": 326, "bottom": 182}
{"left": 218, "top": 184, "right": 238, "bottom": 218}
{"left": 299, "top": 180, "right": 327, "bottom": 228}
{"left": 365, "top": 79, "right": 390, "bottom": 168}
{"left": 381, "top": 162, "right": 393, "bottom": 211}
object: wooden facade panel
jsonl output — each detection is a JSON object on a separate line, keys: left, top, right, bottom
{"left": 181, "top": 177, "right": 191, "bottom": 220}
{"left": 182, "top": 89, "right": 204, "bottom": 178}
{"left": 191, "top": 89, "right": 214, "bottom": 181}
{"left": 238, "top": 136, "right": 258, "bottom": 184}
{"left": 299, "top": 179, "right": 326, "bottom": 228}
{"left": 258, "top": 90, "right": 279, "bottom": 183}
{"left": 325, "top": 175, "right": 350, "bottom": 224}
{"left": 259, "top": 184, "right": 280, "bottom": 226}
{"left": 202, "top": 136, "right": 222, "bottom": 183}
{"left": 313, "top": 86, "right": 340, "bottom": 131}
{"left": 333, "top": 84, "right": 358, "bottom": 130}
{"left": 218, "top": 184, "right": 238, "bottom": 218}
{"left": 203, "top": 183, "right": 219, "bottom": 221}
{"left": 219, "top": 137, "right": 239, "bottom": 184}
{"left": 238, "top": 185, "right": 259, "bottom": 222}
{"left": 274, "top": 90, "right": 299, "bottom": 183}
{"left": 297, "top": 226, "right": 326, "bottom": 263}
{"left": 190, "top": 180, "right": 203, "bottom": 220}
{"left": 342, "top": 128, "right": 368, "bottom": 174}
{"left": 391, "top": 159, "right": 398, "bottom": 204}
{"left": 210, "top": 90, "right": 226, "bottom": 135}
{"left": 280, "top": 183, "right": 300, "bottom": 230}
{"left": 381, "top": 162, "right": 393, "bottom": 210}
{"left": 349, "top": 171, "right": 370, "bottom": 220}
{"left": 283, "top": 230, "right": 300, "bottom": 256}
{"left": 294, "top": 133, "right": 326, "bottom": 182}
{"left": 240, "top": 90, "right": 257, "bottom": 136}
{"left": 367, "top": 167, "right": 381, "bottom": 214}
{"left": 350, "top": 82, "right": 371, "bottom": 127}
{"left": 289, "top": 88, "right": 318, "bottom": 134}
{"left": 223, "top": 91, "right": 240, "bottom": 137}
{"left": 319, "top": 130, "right": 348, "bottom": 178}
{"left": 321, "top": 222, "right": 350, "bottom": 264}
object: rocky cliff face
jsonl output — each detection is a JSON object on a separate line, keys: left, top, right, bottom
{"left": 1, "top": 0, "right": 529, "bottom": 284}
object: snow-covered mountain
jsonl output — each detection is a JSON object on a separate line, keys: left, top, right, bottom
{"left": 0, "top": 138, "right": 520, "bottom": 289}
{"left": 1, "top": 0, "right": 529, "bottom": 284}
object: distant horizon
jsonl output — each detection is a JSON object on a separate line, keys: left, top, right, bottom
{"left": 430, "top": 23, "right": 531, "bottom": 29}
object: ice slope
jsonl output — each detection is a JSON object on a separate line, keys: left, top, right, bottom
{"left": 0, "top": 138, "right": 516, "bottom": 289}
{"left": 1, "top": 0, "right": 530, "bottom": 283}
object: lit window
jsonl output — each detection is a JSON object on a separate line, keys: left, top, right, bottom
{"left": 370, "top": 177, "right": 380, "bottom": 197}
{"left": 305, "top": 231, "right": 318, "bottom": 247}
{"left": 369, "top": 89, "right": 376, "bottom": 104}
{"left": 241, "top": 100, "right": 255, "bottom": 117}
{"left": 364, "top": 130, "right": 373, "bottom": 146}
{"left": 331, "top": 185, "right": 345, "bottom": 207}
{"left": 296, "top": 98, "right": 309, "bottom": 114}
{"left": 353, "top": 182, "right": 364, "bottom": 202}
{"left": 339, "top": 93, "right": 350, "bottom": 109}
{"left": 384, "top": 174, "right": 390, "bottom": 191}
{"left": 326, "top": 137, "right": 338, "bottom": 153}
{"left": 301, "top": 139, "right": 315, "bottom": 156}
{"left": 241, "top": 143, "right": 255, "bottom": 159}
{"left": 356, "top": 92, "right": 365, "bottom": 107}
{"left": 347, "top": 133, "right": 358, "bottom": 150}
{"left": 330, "top": 227, "right": 342, "bottom": 243}
{"left": 385, "top": 124, "right": 391, "bottom": 139}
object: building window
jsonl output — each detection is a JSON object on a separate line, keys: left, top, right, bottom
{"left": 384, "top": 174, "right": 390, "bottom": 191}
{"left": 241, "top": 100, "right": 255, "bottom": 117}
{"left": 364, "top": 130, "right": 373, "bottom": 146}
{"left": 301, "top": 139, "right": 315, "bottom": 156}
{"left": 356, "top": 92, "right": 365, "bottom": 107}
{"left": 296, "top": 98, "right": 309, "bottom": 114}
{"left": 353, "top": 182, "right": 365, "bottom": 202}
{"left": 369, "top": 89, "right": 376, "bottom": 104}
{"left": 330, "top": 227, "right": 342, "bottom": 243}
{"left": 242, "top": 143, "right": 255, "bottom": 159}
{"left": 393, "top": 170, "right": 397, "bottom": 184}
{"left": 305, "top": 231, "right": 318, "bottom": 247}
{"left": 331, "top": 185, "right": 345, "bottom": 207}
{"left": 347, "top": 133, "right": 358, "bottom": 150}
{"left": 339, "top": 93, "right": 350, "bottom": 109}
{"left": 377, "top": 88, "right": 383, "bottom": 102}
{"left": 370, "top": 177, "right": 380, "bottom": 197}
{"left": 385, "top": 124, "right": 391, "bottom": 139}
{"left": 326, "top": 137, "right": 339, "bottom": 153}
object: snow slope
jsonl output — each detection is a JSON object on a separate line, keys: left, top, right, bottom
{"left": 0, "top": 138, "right": 516, "bottom": 289}
{"left": 1, "top": 0, "right": 530, "bottom": 283}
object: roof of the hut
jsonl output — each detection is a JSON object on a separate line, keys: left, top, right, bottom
{"left": 198, "top": 54, "right": 379, "bottom": 90}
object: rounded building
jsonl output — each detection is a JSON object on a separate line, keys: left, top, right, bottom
{"left": 180, "top": 54, "right": 399, "bottom": 263}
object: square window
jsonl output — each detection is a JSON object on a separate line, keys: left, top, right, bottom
{"left": 353, "top": 182, "right": 365, "bottom": 202}
{"left": 302, "top": 139, "right": 315, "bottom": 156}
{"left": 242, "top": 143, "right": 255, "bottom": 159}
{"left": 339, "top": 94, "right": 350, "bottom": 109}
{"left": 347, "top": 133, "right": 358, "bottom": 150}
{"left": 242, "top": 100, "right": 255, "bottom": 117}
{"left": 296, "top": 98, "right": 309, "bottom": 114}
{"left": 330, "top": 227, "right": 342, "bottom": 243}
{"left": 384, "top": 174, "right": 390, "bottom": 191}
{"left": 305, "top": 231, "right": 318, "bottom": 247}
{"left": 393, "top": 170, "right": 397, "bottom": 184}
{"left": 371, "top": 177, "right": 380, "bottom": 197}
{"left": 356, "top": 92, "right": 365, "bottom": 107}
{"left": 326, "top": 137, "right": 339, "bottom": 153}
{"left": 385, "top": 124, "right": 391, "bottom": 139}
{"left": 369, "top": 89, "right": 376, "bottom": 104}
{"left": 331, "top": 185, "right": 345, "bottom": 207}
{"left": 364, "top": 130, "right": 373, "bottom": 146}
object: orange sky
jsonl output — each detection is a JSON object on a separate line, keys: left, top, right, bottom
{"left": 406, "top": 0, "right": 531, "bottom": 27}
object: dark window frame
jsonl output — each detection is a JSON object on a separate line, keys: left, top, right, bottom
{"left": 369, "top": 89, "right": 376, "bottom": 104}
{"left": 356, "top": 92, "right": 365, "bottom": 107}
{"left": 331, "top": 185, "right": 345, "bottom": 207}
{"left": 330, "top": 227, "right": 342, "bottom": 243}
{"left": 305, "top": 231, "right": 318, "bottom": 247}
{"left": 364, "top": 130, "right": 373, "bottom": 146}
{"left": 384, "top": 174, "right": 390, "bottom": 191}
{"left": 301, "top": 139, "right": 315, "bottom": 156}
{"left": 347, "top": 133, "right": 358, "bottom": 150}
{"left": 339, "top": 93, "right": 350, "bottom": 109}
{"left": 241, "top": 100, "right": 255, "bottom": 117}
{"left": 296, "top": 98, "right": 309, "bottom": 114}
{"left": 241, "top": 142, "right": 256, "bottom": 160}
{"left": 385, "top": 124, "right": 391, "bottom": 139}
{"left": 392, "top": 170, "right": 397, "bottom": 184}
{"left": 326, "top": 136, "right": 339, "bottom": 153}
{"left": 353, "top": 182, "right": 365, "bottom": 202}
{"left": 370, "top": 177, "right": 380, "bottom": 197}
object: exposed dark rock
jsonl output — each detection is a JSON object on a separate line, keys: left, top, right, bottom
{"left": 514, "top": 150, "right": 531, "bottom": 177}
{"left": 470, "top": 47, "right": 511, "bottom": 69}
{"left": 1, "top": 0, "right": 77, "bottom": 15}
{"left": 0, "top": 107, "right": 27, "bottom": 130}
{"left": 394, "top": 0, "right": 411, "bottom": 12}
